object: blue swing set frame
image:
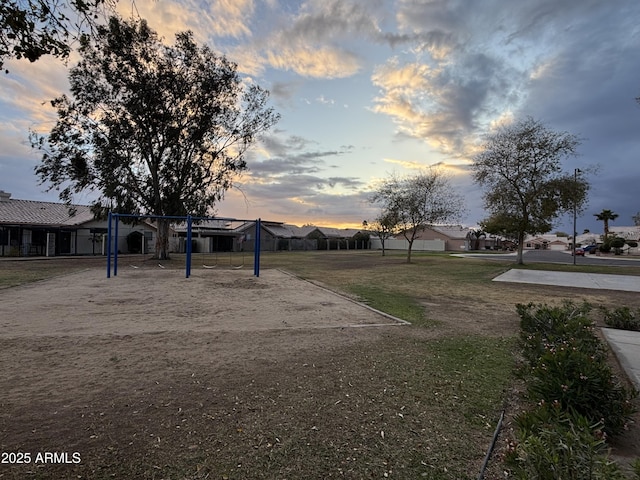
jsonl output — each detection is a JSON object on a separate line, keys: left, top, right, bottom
{"left": 106, "top": 212, "right": 262, "bottom": 278}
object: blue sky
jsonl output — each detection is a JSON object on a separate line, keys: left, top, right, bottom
{"left": 1, "top": 0, "right": 639, "bottom": 234}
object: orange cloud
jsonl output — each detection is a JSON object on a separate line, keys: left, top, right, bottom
{"left": 266, "top": 45, "right": 361, "bottom": 79}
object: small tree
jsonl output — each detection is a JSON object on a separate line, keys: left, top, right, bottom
{"left": 371, "top": 168, "right": 465, "bottom": 263}
{"left": 610, "top": 237, "right": 626, "bottom": 255}
{"left": 33, "top": 16, "right": 279, "bottom": 259}
{"left": 472, "top": 117, "right": 589, "bottom": 265}
{"left": 365, "top": 211, "right": 399, "bottom": 256}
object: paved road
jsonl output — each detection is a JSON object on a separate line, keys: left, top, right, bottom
{"left": 456, "top": 249, "right": 640, "bottom": 267}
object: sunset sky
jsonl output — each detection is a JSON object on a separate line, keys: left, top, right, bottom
{"left": 1, "top": 0, "right": 639, "bottom": 234}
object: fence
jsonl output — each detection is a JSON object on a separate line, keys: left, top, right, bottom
{"left": 370, "top": 238, "right": 445, "bottom": 252}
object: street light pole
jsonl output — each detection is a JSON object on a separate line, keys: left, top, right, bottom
{"left": 573, "top": 168, "right": 580, "bottom": 266}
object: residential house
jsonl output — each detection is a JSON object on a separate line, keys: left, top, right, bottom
{"left": 0, "top": 191, "right": 157, "bottom": 256}
{"left": 173, "top": 220, "right": 369, "bottom": 253}
{"left": 305, "top": 226, "right": 369, "bottom": 250}
{"left": 1, "top": 190, "right": 371, "bottom": 256}
{"left": 609, "top": 226, "right": 640, "bottom": 243}
{"left": 388, "top": 225, "right": 483, "bottom": 252}
{"left": 523, "top": 234, "right": 570, "bottom": 251}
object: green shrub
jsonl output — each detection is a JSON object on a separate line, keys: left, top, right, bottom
{"left": 527, "top": 342, "right": 636, "bottom": 435}
{"left": 599, "top": 242, "right": 612, "bottom": 253}
{"left": 517, "top": 302, "right": 604, "bottom": 366}
{"left": 601, "top": 306, "right": 640, "bottom": 332}
{"left": 516, "top": 302, "right": 638, "bottom": 436}
{"left": 632, "top": 458, "right": 640, "bottom": 478}
{"left": 506, "top": 404, "right": 627, "bottom": 480}
{"left": 611, "top": 237, "right": 626, "bottom": 248}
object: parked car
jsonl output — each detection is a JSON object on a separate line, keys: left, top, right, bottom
{"left": 582, "top": 244, "right": 598, "bottom": 254}
{"left": 573, "top": 248, "right": 585, "bottom": 256}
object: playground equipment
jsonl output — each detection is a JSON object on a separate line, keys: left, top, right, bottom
{"left": 106, "top": 213, "right": 261, "bottom": 278}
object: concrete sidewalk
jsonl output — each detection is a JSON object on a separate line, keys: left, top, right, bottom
{"left": 494, "top": 269, "right": 640, "bottom": 391}
{"left": 602, "top": 328, "right": 640, "bottom": 390}
{"left": 493, "top": 269, "right": 640, "bottom": 293}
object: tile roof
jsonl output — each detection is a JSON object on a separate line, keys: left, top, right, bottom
{"left": 430, "top": 225, "right": 471, "bottom": 239}
{"left": 609, "top": 226, "right": 640, "bottom": 240}
{"left": 0, "top": 198, "right": 95, "bottom": 226}
{"left": 310, "top": 226, "right": 364, "bottom": 238}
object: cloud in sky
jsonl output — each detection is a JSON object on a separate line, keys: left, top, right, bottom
{"left": 1, "top": 0, "right": 639, "bottom": 232}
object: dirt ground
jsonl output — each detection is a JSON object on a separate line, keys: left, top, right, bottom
{"left": 0, "top": 267, "right": 421, "bottom": 479}
{"left": 0, "top": 269, "right": 405, "bottom": 337}
{"left": 1, "top": 260, "right": 639, "bottom": 479}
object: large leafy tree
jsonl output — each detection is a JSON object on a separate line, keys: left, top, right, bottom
{"left": 33, "top": 16, "right": 280, "bottom": 259}
{"left": 594, "top": 209, "right": 619, "bottom": 238}
{"left": 472, "top": 117, "right": 589, "bottom": 265}
{"left": 371, "top": 168, "right": 465, "bottom": 263}
{"left": 1, "top": 0, "right": 116, "bottom": 72}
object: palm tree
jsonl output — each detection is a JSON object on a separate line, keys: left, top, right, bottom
{"left": 594, "top": 209, "right": 619, "bottom": 238}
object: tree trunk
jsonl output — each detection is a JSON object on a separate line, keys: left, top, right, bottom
{"left": 516, "top": 232, "right": 525, "bottom": 265}
{"left": 381, "top": 238, "right": 386, "bottom": 256}
{"left": 406, "top": 239, "right": 413, "bottom": 263}
{"left": 155, "top": 218, "right": 171, "bottom": 260}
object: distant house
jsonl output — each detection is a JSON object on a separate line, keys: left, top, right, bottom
{"left": 0, "top": 190, "right": 157, "bottom": 257}
{"left": 609, "top": 226, "right": 640, "bottom": 242}
{"left": 173, "top": 220, "right": 370, "bottom": 253}
{"left": 1, "top": 190, "right": 372, "bottom": 256}
{"left": 304, "top": 226, "right": 369, "bottom": 250}
{"left": 173, "top": 218, "right": 250, "bottom": 253}
{"left": 523, "top": 234, "right": 569, "bottom": 251}
{"left": 241, "top": 222, "right": 318, "bottom": 252}
{"left": 575, "top": 233, "right": 600, "bottom": 248}
{"left": 410, "top": 225, "right": 470, "bottom": 251}
{"left": 387, "top": 225, "right": 473, "bottom": 252}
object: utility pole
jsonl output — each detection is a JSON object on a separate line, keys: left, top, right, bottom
{"left": 573, "top": 168, "right": 581, "bottom": 266}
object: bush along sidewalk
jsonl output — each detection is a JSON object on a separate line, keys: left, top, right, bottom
{"left": 505, "top": 302, "right": 639, "bottom": 479}
{"left": 601, "top": 306, "right": 640, "bottom": 332}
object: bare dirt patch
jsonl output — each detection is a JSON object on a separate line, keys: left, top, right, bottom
{"left": 0, "top": 268, "right": 427, "bottom": 480}
{"left": 0, "top": 269, "right": 404, "bottom": 338}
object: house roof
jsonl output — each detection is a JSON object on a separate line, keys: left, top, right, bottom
{"left": 262, "top": 224, "right": 316, "bottom": 238}
{"left": 609, "top": 226, "right": 640, "bottom": 240}
{"left": 309, "top": 226, "right": 364, "bottom": 238}
{"left": 0, "top": 190, "right": 374, "bottom": 239}
{"left": 430, "top": 225, "right": 471, "bottom": 239}
{"left": 0, "top": 195, "right": 95, "bottom": 227}
{"left": 525, "top": 234, "right": 570, "bottom": 245}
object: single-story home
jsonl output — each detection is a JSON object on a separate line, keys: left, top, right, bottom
{"left": 608, "top": 226, "right": 640, "bottom": 243}
{"left": 387, "top": 225, "right": 505, "bottom": 252}
{"left": 0, "top": 190, "right": 157, "bottom": 257}
{"left": 1, "top": 190, "right": 371, "bottom": 256}
{"left": 172, "top": 220, "right": 370, "bottom": 253}
{"left": 304, "top": 226, "right": 369, "bottom": 250}
{"left": 523, "top": 234, "right": 570, "bottom": 251}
